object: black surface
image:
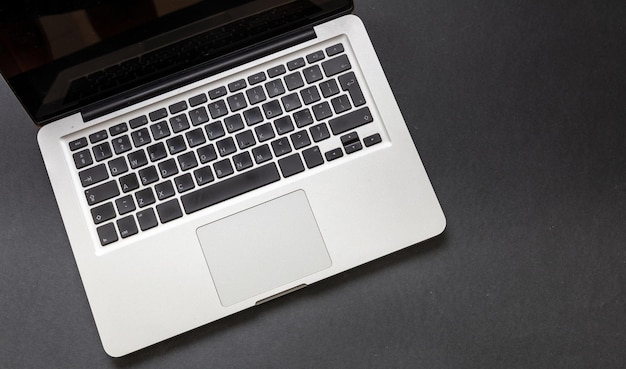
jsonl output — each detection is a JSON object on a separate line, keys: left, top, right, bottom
{"left": 1, "top": 0, "right": 625, "bottom": 367}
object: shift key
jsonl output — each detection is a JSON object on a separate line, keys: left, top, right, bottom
{"left": 328, "top": 107, "right": 373, "bottom": 135}
{"left": 85, "top": 180, "right": 120, "bottom": 205}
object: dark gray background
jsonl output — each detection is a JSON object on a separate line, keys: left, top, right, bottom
{"left": 1, "top": 0, "right": 624, "bottom": 368}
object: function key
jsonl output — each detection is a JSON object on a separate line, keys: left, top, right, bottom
{"left": 189, "top": 93, "right": 208, "bottom": 107}
{"left": 89, "top": 130, "right": 108, "bottom": 144}
{"left": 208, "top": 86, "right": 227, "bottom": 100}
{"left": 247, "top": 72, "right": 267, "bottom": 85}
{"left": 168, "top": 101, "right": 188, "bottom": 114}
{"left": 69, "top": 137, "right": 88, "bottom": 151}
{"left": 129, "top": 115, "right": 148, "bottom": 129}
{"left": 287, "top": 57, "right": 306, "bottom": 71}
{"left": 97, "top": 223, "right": 118, "bottom": 246}
{"left": 325, "top": 43, "right": 344, "bottom": 56}
{"left": 228, "top": 79, "right": 247, "bottom": 92}
{"left": 306, "top": 50, "right": 325, "bottom": 64}
{"left": 149, "top": 108, "right": 168, "bottom": 122}
{"left": 267, "top": 65, "right": 286, "bottom": 78}
{"left": 109, "top": 122, "right": 128, "bottom": 136}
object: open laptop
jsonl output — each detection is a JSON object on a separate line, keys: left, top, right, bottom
{"left": 0, "top": 0, "right": 445, "bottom": 356}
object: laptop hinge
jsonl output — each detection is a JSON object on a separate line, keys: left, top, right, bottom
{"left": 81, "top": 27, "right": 316, "bottom": 122}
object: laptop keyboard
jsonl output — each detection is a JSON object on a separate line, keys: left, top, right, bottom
{"left": 68, "top": 42, "right": 383, "bottom": 246}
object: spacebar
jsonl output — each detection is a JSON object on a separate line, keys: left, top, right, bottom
{"left": 181, "top": 163, "right": 281, "bottom": 214}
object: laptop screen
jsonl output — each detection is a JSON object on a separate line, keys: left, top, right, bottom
{"left": 0, "top": 0, "right": 352, "bottom": 125}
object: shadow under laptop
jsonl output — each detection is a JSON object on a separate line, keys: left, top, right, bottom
{"left": 111, "top": 233, "right": 447, "bottom": 366}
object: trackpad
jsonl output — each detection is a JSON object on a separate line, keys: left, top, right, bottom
{"left": 197, "top": 190, "right": 332, "bottom": 307}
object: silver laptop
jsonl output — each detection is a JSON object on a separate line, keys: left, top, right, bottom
{"left": 0, "top": 0, "right": 445, "bottom": 356}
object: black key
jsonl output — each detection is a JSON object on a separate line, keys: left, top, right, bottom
{"left": 117, "top": 215, "right": 138, "bottom": 238}
{"left": 252, "top": 144, "right": 273, "bottom": 164}
{"left": 302, "top": 65, "right": 323, "bottom": 84}
{"left": 213, "top": 159, "right": 233, "bottom": 178}
{"left": 325, "top": 148, "right": 343, "bottom": 161}
{"left": 150, "top": 121, "right": 170, "bottom": 140}
{"left": 243, "top": 107, "right": 263, "bottom": 126}
{"left": 158, "top": 159, "right": 179, "bottom": 178}
{"left": 109, "top": 122, "right": 128, "bottom": 136}
{"left": 248, "top": 71, "right": 267, "bottom": 85}
{"left": 112, "top": 135, "right": 132, "bottom": 154}
{"left": 131, "top": 128, "right": 151, "bottom": 147}
{"left": 108, "top": 157, "right": 128, "bottom": 176}
{"left": 97, "top": 223, "right": 118, "bottom": 246}
{"left": 306, "top": 50, "right": 325, "bottom": 64}
{"left": 137, "top": 208, "right": 158, "bottom": 231}
{"left": 290, "top": 131, "right": 311, "bottom": 150}
{"left": 208, "top": 100, "right": 228, "bottom": 119}
{"left": 185, "top": 128, "right": 206, "bottom": 148}
{"left": 227, "top": 93, "right": 247, "bottom": 112}
{"left": 274, "top": 116, "right": 294, "bottom": 135}
{"left": 91, "top": 202, "right": 116, "bottom": 224}
{"left": 128, "top": 150, "right": 148, "bottom": 169}
{"left": 340, "top": 132, "right": 360, "bottom": 146}
{"left": 79, "top": 164, "right": 108, "bottom": 187}
{"left": 311, "top": 102, "right": 332, "bottom": 121}
{"left": 271, "top": 137, "right": 292, "bottom": 157}
{"left": 267, "top": 65, "right": 286, "bottom": 78}
{"left": 181, "top": 163, "right": 280, "bottom": 214}
{"left": 115, "top": 195, "right": 136, "bottom": 215}
{"left": 166, "top": 135, "right": 187, "bottom": 154}
{"left": 284, "top": 72, "right": 304, "bottom": 91}
{"left": 129, "top": 115, "right": 148, "bottom": 129}
{"left": 331, "top": 94, "right": 352, "bottom": 114}
{"left": 224, "top": 114, "right": 245, "bottom": 133}
{"left": 345, "top": 141, "right": 363, "bottom": 154}
{"left": 233, "top": 151, "right": 253, "bottom": 171}
{"left": 262, "top": 100, "right": 283, "bottom": 119}
{"left": 169, "top": 114, "right": 190, "bottom": 133}
{"left": 228, "top": 79, "right": 247, "bottom": 92}
{"left": 278, "top": 153, "right": 304, "bottom": 178}
{"left": 255, "top": 123, "right": 275, "bottom": 142}
{"left": 300, "top": 86, "right": 321, "bottom": 105}
{"left": 208, "top": 86, "right": 227, "bottom": 100}
{"left": 189, "top": 93, "right": 207, "bottom": 107}
{"left": 147, "top": 142, "right": 167, "bottom": 162}
{"left": 69, "top": 137, "right": 88, "bottom": 151}
{"left": 178, "top": 151, "right": 198, "bottom": 171}
{"left": 364, "top": 133, "right": 382, "bottom": 147}
{"left": 89, "top": 130, "right": 108, "bottom": 144}
{"left": 189, "top": 106, "right": 209, "bottom": 126}
{"left": 174, "top": 173, "right": 195, "bottom": 193}
{"left": 205, "top": 121, "right": 225, "bottom": 140}
{"left": 197, "top": 144, "right": 217, "bottom": 164}
{"left": 338, "top": 72, "right": 366, "bottom": 107}
{"left": 235, "top": 130, "right": 256, "bottom": 149}
{"left": 302, "top": 146, "right": 324, "bottom": 169}
{"left": 322, "top": 54, "right": 351, "bottom": 77}
{"left": 73, "top": 149, "right": 93, "bottom": 169}
{"left": 155, "top": 181, "right": 175, "bottom": 200}
{"left": 265, "top": 79, "right": 285, "bottom": 98}
{"left": 194, "top": 166, "right": 214, "bottom": 186}
{"left": 329, "top": 107, "right": 373, "bottom": 135}
{"left": 156, "top": 199, "right": 183, "bottom": 223}
{"left": 319, "top": 79, "right": 340, "bottom": 98}
{"left": 246, "top": 86, "right": 266, "bottom": 105}
{"left": 135, "top": 188, "right": 156, "bottom": 208}
{"left": 293, "top": 109, "right": 314, "bottom": 127}
{"left": 216, "top": 137, "right": 236, "bottom": 156}
{"left": 309, "top": 123, "right": 331, "bottom": 142}
{"left": 93, "top": 142, "right": 112, "bottom": 162}
{"left": 119, "top": 173, "right": 139, "bottom": 193}
{"left": 85, "top": 180, "right": 119, "bottom": 205}
{"left": 287, "top": 57, "right": 306, "bottom": 70}
{"left": 325, "top": 43, "right": 344, "bottom": 56}
{"left": 149, "top": 108, "right": 167, "bottom": 122}
{"left": 138, "top": 166, "right": 159, "bottom": 185}
{"left": 169, "top": 101, "right": 187, "bottom": 114}
{"left": 281, "top": 93, "right": 302, "bottom": 112}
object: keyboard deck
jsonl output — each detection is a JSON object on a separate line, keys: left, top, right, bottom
{"left": 68, "top": 42, "right": 383, "bottom": 247}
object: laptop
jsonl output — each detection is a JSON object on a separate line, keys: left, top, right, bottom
{"left": 0, "top": 0, "right": 445, "bottom": 356}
